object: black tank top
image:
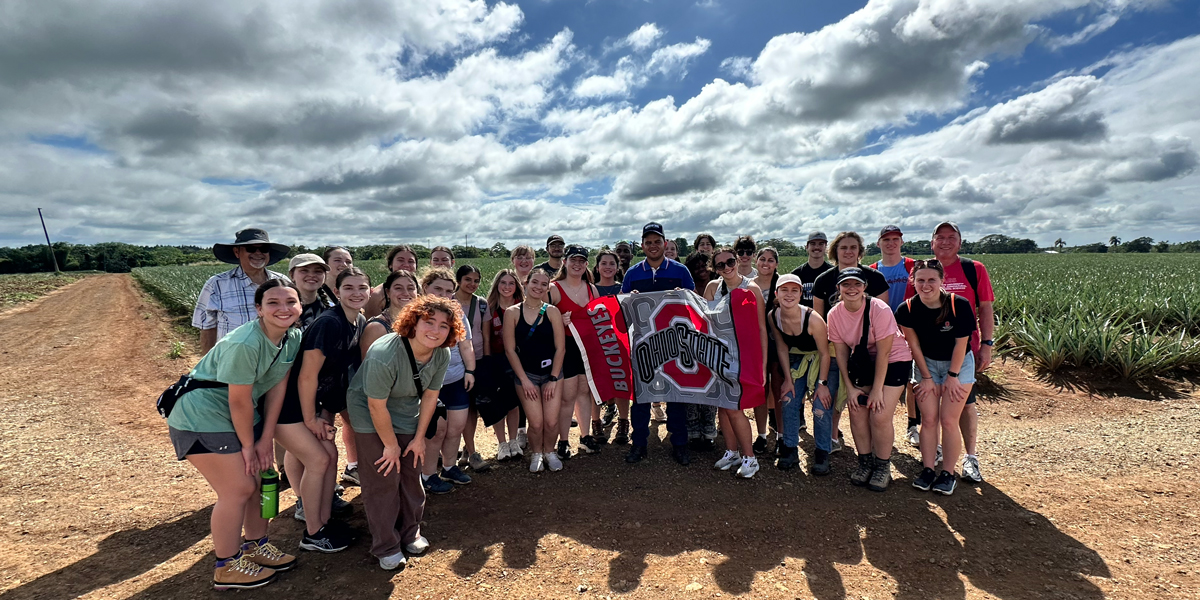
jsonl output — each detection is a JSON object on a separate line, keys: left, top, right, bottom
{"left": 771, "top": 307, "right": 817, "bottom": 352}
{"left": 514, "top": 303, "right": 555, "bottom": 375}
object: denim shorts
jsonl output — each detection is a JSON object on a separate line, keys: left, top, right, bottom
{"left": 439, "top": 377, "right": 470, "bottom": 411}
{"left": 924, "top": 352, "right": 977, "bottom": 386}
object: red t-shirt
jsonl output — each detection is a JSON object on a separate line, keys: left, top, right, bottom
{"left": 905, "top": 257, "right": 994, "bottom": 352}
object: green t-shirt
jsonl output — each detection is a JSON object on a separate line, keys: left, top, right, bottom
{"left": 167, "top": 320, "right": 301, "bottom": 433}
{"left": 346, "top": 334, "right": 449, "bottom": 435}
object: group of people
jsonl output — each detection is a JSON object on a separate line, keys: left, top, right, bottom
{"left": 172, "top": 220, "right": 995, "bottom": 589}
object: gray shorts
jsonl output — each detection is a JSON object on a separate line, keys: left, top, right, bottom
{"left": 512, "top": 371, "right": 555, "bottom": 388}
{"left": 169, "top": 421, "right": 263, "bottom": 461}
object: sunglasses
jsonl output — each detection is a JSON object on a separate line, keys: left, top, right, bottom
{"left": 913, "top": 259, "right": 941, "bottom": 269}
{"left": 714, "top": 257, "right": 737, "bottom": 270}
{"left": 736, "top": 249, "right": 755, "bottom": 256}
{"left": 242, "top": 245, "right": 272, "bottom": 254}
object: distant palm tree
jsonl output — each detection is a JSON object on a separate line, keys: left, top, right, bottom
{"left": 1054, "top": 238, "right": 1065, "bottom": 249}
{"left": 1109, "top": 236, "right": 1121, "bottom": 247}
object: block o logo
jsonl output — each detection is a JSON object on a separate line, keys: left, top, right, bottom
{"left": 651, "top": 301, "right": 714, "bottom": 390}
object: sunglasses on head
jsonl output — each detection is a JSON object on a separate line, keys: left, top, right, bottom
{"left": 913, "top": 259, "right": 941, "bottom": 269}
{"left": 715, "top": 257, "right": 737, "bottom": 270}
{"left": 242, "top": 245, "right": 272, "bottom": 254}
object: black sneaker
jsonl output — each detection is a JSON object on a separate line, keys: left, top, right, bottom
{"left": 602, "top": 403, "right": 617, "bottom": 427}
{"left": 579, "top": 435, "right": 602, "bottom": 455}
{"left": 671, "top": 444, "right": 691, "bottom": 466}
{"left": 625, "top": 445, "right": 647, "bottom": 464}
{"left": 299, "top": 526, "right": 350, "bottom": 553}
{"left": 752, "top": 436, "right": 768, "bottom": 455}
{"left": 932, "top": 470, "right": 958, "bottom": 496}
{"left": 340, "top": 465, "right": 360, "bottom": 486}
{"left": 556, "top": 440, "right": 572, "bottom": 460}
{"left": 331, "top": 492, "right": 353, "bottom": 518}
{"left": 811, "top": 449, "right": 831, "bottom": 476}
{"left": 776, "top": 446, "right": 799, "bottom": 471}
{"left": 912, "top": 467, "right": 937, "bottom": 491}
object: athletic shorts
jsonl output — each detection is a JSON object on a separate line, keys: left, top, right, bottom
{"left": 512, "top": 371, "right": 555, "bottom": 388}
{"left": 563, "top": 338, "right": 586, "bottom": 379}
{"left": 883, "top": 361, "right": 910, "bottom": 388}
{"left": 439, "top": 377, "right": 470, "bottom": 411}
{"left": 170, "top": 421, "right": 264, "bottom": 461}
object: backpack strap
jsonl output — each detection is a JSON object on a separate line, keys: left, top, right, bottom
{"left": 870, "top": 260, "right": 879, "bottom": 270}
{"left": 524, "top": 304, "right": 548, "bottom": 341}
{"left": 949, "top": 293, "right": 957, "bottom": 317}
{"left": 959, "top": 258, "right": 980, "bottom": 307}
{"left": 401, "top": 336, "right": 425, "bottom": 397}
{"left": 903, "top": 257, "right": 915, "bottom": 273}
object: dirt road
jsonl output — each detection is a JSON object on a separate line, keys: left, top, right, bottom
{"left": 0, "top": 275, "right": 1196, "bottom": 599}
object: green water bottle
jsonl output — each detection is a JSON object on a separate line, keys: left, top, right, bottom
{"left": 260, "top": 468, "right": 279, "bottom": 519}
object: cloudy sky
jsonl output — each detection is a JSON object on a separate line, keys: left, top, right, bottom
{"left": 2, "top": 0, "right": 1198, "bottom": 249}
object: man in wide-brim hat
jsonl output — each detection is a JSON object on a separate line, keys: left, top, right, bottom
{"left": 193, "top": 228, "right": 292, "bottom": 354}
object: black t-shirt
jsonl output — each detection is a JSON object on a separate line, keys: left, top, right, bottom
{"left": 810, "top": 263, "right": 889, "bottom": 317}
{"left": 284, "top": 305, "right": 366, "bottom": 413}
{"left": 534, "top": 261, "right": 561, "bottom": 277}
{"left": 894, "top": 295, "right": 977, "bottom": 361}
{"left": 790, "top": 261, "right": 833, "bottom": 308}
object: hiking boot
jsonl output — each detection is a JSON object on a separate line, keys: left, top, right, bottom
{"left": 850, "top": 453, "right": 874, "bottom": 487}
{"left": 341, "top": 465, "right": 360, "bottom": 486}
{"left": 736, "top": 456, "right": 760, "bottom": 478}
{"left": 753, "top": 435, "right": 768, "bottom": 455}
{"left": 905, "top": 425, "right": 920, "bottom": 447}
{"left": 613, "top": 419, "right": 630, "bottom": 445}
{"left": 671, "top": 444, "right": 691, "bottom": 466}
{"left": 867, "top": 456, "right": 892, "bottom": 492}
{"left": 961, "top": 455, "right": 983, "bottom": 483}
{"left": 932, "top": 470, "right": 958, "bottom": 496}
{"left": 579, "top": 435, "right": 602, "bottom": 455}
{"left": 546, "top": 450, "right": 564, "bottom": 471}
{"left": 331, "top": 491, "right": 352, "bottom": 518}
{"left": 651, "top": 403, "right": 667, "bottom": 422}
{"left": 213, "top": 554, "right": 276, "bottom": 591}
{"left": 811, "top": 449, "right": 831, "bottom": 476}
{"left": 602, "top": 402, "right": 617, "bottom": 427}
{"left": 241, "top": 538, "right": 296, "bottom": 571}
{"left": 405, "top": 535, "right": 430, "bottom": 555}
{"left": 299, "top": 526, "right": 351, "bottom": 553}
{"left": 912, "top": 467, "right": 937, "bottom": 492}
{"left": 441, "top": 465, "right": 472, "bottom": 485}
{"left": 591, "top": 420, "right": 609, "bottom": 444}
{"left": 714, "top": 450, "right": 742, "bottom": 471}
{"left": 776, "top": 445, "right": 800, "bottom": 471}
{"left": 529, "top": 452, "right": 545, "bottom": 473}
{"left": 468, "top": 452, "right": 490, "bottom": 472}
{"left": 379, "top": 550, "right": 407, "bottom": 571}
{"left": 556, "top": 440, "right": 572, "bottom": 461}
{"left": 625, "top": 445, "right": 647, "bottom": 464}
{"left": 423, "top": 474, "right": 453, "bottom": 495}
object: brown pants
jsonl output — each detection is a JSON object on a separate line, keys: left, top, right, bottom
{"left": 355, "top": 432, "right": 425, "bottom": 558}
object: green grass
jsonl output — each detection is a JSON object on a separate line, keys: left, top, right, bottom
{"left": 0, "top": 272, "right": 89, "bottom": 307}
{"left": 133, "top": 253, "right": 1200, "bottom": 381}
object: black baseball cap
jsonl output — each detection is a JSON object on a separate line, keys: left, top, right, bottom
{"left": 546, "top": 235, "right": 565, "bottom": 246}
{"left": 642, "top": 222, "right": 665, "bottom": 240}
{"left": 806, "top": 231, "right": 827, "bottom": 243}
{"left": 836, "top": 267, "right": 867, "bottom": 285}
{"left": 879, "top": 225, "right": 903, "bottom": 239}
{"left": 564, "top": 245, "right": 588, "bottom": 259}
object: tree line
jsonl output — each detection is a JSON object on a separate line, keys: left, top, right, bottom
{"left": 2, "top": 235, "right": 1197, "bottom": 274}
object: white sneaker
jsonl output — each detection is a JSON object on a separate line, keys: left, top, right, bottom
{"left": 293, "top": 499, "right": 305, "bottom": 522}
{"left": 736, "top": 456, "right": 760, "bottom": 478}
{"left": 714, "top": 450, "right": 742, "bottom": 471}
{"left": 404, "top": 535, "right": 429, "bottom": 556}
{"left": 936, "top": 444, "right": 943, "bottom": 465}
{"left": 961, "top": 454, "right": 983, "bottom": 483}
{"left": 905, "top": 425, "right": 920, "bottom": 447}
{"left": 545, "top": 451, "right": 564, "bottom": 472}
{"left": 509, "top": 440, "right": 524, "bottom": 458}
{"left": 496, "top": 441, "right": 511, "bottom": 461}
{"left": 516, "top": 428, "right": 528, "bottom": 450}
{"left": 651, "top": 403, "right": 667, "bottom": 422}
{"left": 379, "top": 550, "right": 407, "bottom": 570}
{"left": 529, "top": 453, "right": 545, "bottom": 473}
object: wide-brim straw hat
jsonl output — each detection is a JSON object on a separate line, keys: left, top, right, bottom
{"left": 212, "top": 228, "right": 290, "bottom": 265}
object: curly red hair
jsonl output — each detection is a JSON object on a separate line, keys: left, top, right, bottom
{"left": 392, "top": 295, "right": 465, "bottom": 349}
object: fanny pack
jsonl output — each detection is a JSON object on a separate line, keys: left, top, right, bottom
{"left": 156, "top": 375, "right": 228, "bottom": 419}
{"left": 847, "top": 302, "right": 875, "bottom": 389}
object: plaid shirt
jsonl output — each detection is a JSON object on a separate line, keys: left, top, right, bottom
{"left": 192, "top": 266, "right": 290, "bottom": 340}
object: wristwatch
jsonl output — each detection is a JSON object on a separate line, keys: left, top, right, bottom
{"left": 548, "top": 373, "right": 562, "bottom": 382}
{"left": 816, "top": 379, "right": 828, "bottom": 387}
{"left": 947, "top": 370, "right": 959, "bottom": 378}
{"left": 981, "top": 339, "right": 995, "bottom": 347}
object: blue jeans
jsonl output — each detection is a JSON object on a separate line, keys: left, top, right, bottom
{"left": 781, "top": 357, "right": 837, "bottom": 452}
{"left": 631, "top": 401, "right": 688, "bottom": 447}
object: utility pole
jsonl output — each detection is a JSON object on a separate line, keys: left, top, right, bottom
{"left": 38, "top": 208, "right": 61, "bottom": 274}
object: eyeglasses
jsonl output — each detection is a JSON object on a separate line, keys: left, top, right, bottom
{"left": 714, "top": 257, "right": 737, "bottom": 270}
{"left": 736, "top": 249, "right": 755, "bottom": 256}
{"left": 242, "top": 245, "right": 272, "bottom": 254}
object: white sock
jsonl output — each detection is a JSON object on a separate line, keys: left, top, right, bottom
{"left": 347, "top": 462, "right": 357, "bottom": 469}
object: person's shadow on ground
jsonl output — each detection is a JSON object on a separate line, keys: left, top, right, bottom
{"left": 0, "top": 437, "right": 1110, "bottom": 600}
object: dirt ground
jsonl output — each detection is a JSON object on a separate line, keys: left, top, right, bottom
{"left": 1, "top": 274, "right": 1197, "bottom": 599}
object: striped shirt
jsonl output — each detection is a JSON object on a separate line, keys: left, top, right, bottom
{"left": 192, "top": 266, "right": 290, "bottom": 340}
